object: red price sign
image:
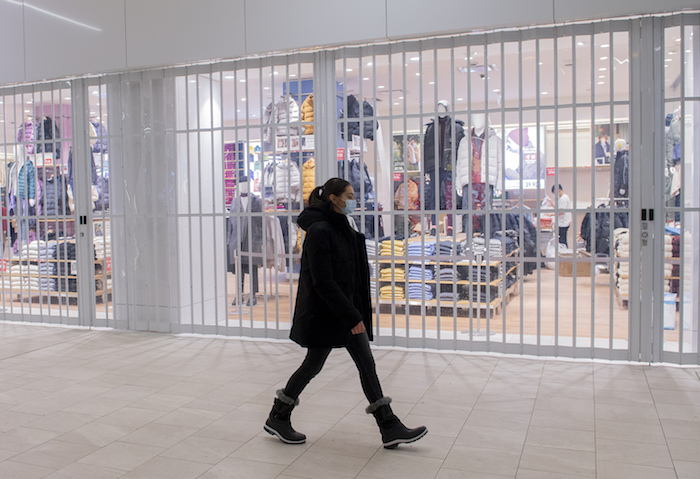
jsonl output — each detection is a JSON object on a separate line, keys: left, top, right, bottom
{"left": 337, "top": 148, "right": 345, "bottom": 161}
{"left": 105, "top": 257, "right": 112, "bottom": 273}
{"left": 546, "top": 167, "right": 556, "bottom": 176}
{"left": 393, "top": 172, "right": 403, "bottom": 182}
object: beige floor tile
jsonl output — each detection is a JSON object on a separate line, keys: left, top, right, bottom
{"left": 437, "top": 470, "right": 513, "bottom": 479}
{"left": 160, "top": 435, "right": 244, "bottom": 464}
{"left": 26, "top": 411, "right": 96, "bottom": 434}
{"left": 119, "top": 456, "right": 213, "bottom": 479}
{"left": 518, "top": 444, "right": 596, "bottom": 476}
{"left": 229, "top": 436, "right": 311, "bottom": 466}
{"left": 281, "top": 450, "right": 368, "bottom": 478}
{"left": 118, "top": 422, "right": 198, "bottom": 448}
{"left": 359, "top": 448, "right": 443, "bottom": 479}
{"left": 198, "top": 457, "right": 286, "bottom": 479}
{"left": 455, "top": 424, "right": 527, "bottom": 453}
{"left": 666, "top": 437, "right": 700, "bottom": 462}
{"left": 95, "top": 406, "right": 167, "bottom": 429}
{"left": 43, "top": 462, "right": 125, "bottom": 479}
{"left": 674, "top": 460, "right": 700, "bottom": 479}
{"left": 442, "top": 445, "right": 520, "bottom": 476}
{"left": 525, "top": 426, "right": 595, "bottom": 451}
{"left": 596, "top": 461, "right": 677, "bottom": 479}
{"left": 595, "top": 419, "right": 666, "bottom": 444}
{"left": 661, "top": 418, "right": 700, "bottom": 441}
{"left": 57, "top": 421, "right": 134, "bottom": 448}
{"left": 10, "top": 440, "right": 97, "bottom": 470}
{"left": 0, "top": 410, "right": 43, "bottom": 432}
{"left": 0, "top": 427, "right": 60, "bottom": 453}
{"left": 0, "top": 460, "right": 55, "bottom": 479}
{"left": 306, "top": 430, "right": 381, "bottom": 460}
{"left": 77, "top": 441, "right": 165, "bottom": 471}
{"left": 474, "top": 394, "right": 536, "bottom": 415}
{"left": 516, "top": 470, "right": 593, "bottom": 478}
{"left": 596, "top": 438, "right": 674, "bottom": 468}
{"left": 529, "top": 407, "right": 595, "bottom": 431}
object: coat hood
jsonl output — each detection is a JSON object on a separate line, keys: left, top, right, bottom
{"left": 297, "top": 201, "right": 348, "bottom": 232}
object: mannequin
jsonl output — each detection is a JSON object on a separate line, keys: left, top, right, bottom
{"left": 227, "top": 178, "right": 263, "bottom": 307}
{"left": 456, "top": 113, "right": 502, "bottom": 235}
{"left": 8, "top": 153, "right": 36, "bottom": 247}
{"left": 422, "top": 100, "right": 465, "bottom": 234}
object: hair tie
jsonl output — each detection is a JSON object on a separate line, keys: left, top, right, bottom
{"left": 318, "top": 188, "right": 323, "bottom": 196}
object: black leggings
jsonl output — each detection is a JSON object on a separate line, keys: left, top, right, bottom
{"left": 284, "top": 331, "right": 384, "bottom": 404}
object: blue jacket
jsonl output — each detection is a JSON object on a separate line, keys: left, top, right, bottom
{"left": 17, "top": 161, "right": 36, "bottom": 199}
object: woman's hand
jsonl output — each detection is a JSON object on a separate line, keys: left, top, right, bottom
{"left": 351, "top": 321, "right": 366, "bottom": 335}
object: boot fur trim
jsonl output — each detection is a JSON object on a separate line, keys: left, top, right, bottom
{"left": 276, "top": 389, "right": 299, "bottom": 406}
{"left": 365, "top": 397, "right": 392, "bottom": 414}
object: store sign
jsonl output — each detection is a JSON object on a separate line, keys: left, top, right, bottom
{"left": 337, "top": 148, "right": 345, "bottom": 161}
{"left": 547, "top": 167, "right": 556, "bottom": 176}
{"left": 393, "top": 172, "right": 403, "bottom": 182}
{"left": 503, "top": 126, "right": 547, "bottom": 190}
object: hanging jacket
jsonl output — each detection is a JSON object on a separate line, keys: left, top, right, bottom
{"left": 43, "top": 175, "right": 68, "bottom": 215}
{"left": 665, "top": 116, "right": 680, "bottom": 168}
{"left": 91, "top": 120, "right": 109, "bottom": 153}
{"left": 94, "top": 172, "right": 110, "bottom": 211}
{"left": 227, "top": 195, "right": 265, "bottom": 267}
{"left": 36, "top": 116, "right": 62, "bottom": 159}
{"left": 337, "top": 159, "right": 373, "bottom": 201}
{"left": 581, "top": 206, "right": 629, "bottom": 256}
{"left": 613, "top": 150, "right": 629, "bottom": 199}
{"left": 302, "top": 158, "right": 316, "bottom": 204}
{"left": 262, "top": 96, "right": 301, "bottom": 144}
{"left": 340, "top": 94, "right": 376, "bottom": 141}
{"left": 301, "top": 94, "right": 314, "bottom": 134}
{"left": 263, "top": 159, "right": 301, "bottom": 203}
{"left": 456, "top": 128, "right": 502, "bottom": 189}
{"left": 17, "top": 161, "right": 36, "bottom": 200}
{"left": 423, "top": 116, "right": 466, "bottom": 172}
{"left": 17, "top": 120, "right": 36, "bottom": 154}
{"left": 290, "top": 201, "right": 372, "bottom": 348}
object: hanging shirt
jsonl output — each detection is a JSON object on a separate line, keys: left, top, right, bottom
{"left": 471, "top": 129, "right": 485, "bottom": 184}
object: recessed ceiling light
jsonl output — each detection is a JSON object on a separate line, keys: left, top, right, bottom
{"left": 363, "top": 77, "right": 369, "bottom": 81}
{"left": 224, "top": 75, "right": 234, "bottom": 80}
{"left": 410, "top": 56, "right": 420, "bottom": 61}
{"left": 599, "top": 75, "right": 605, "bottom": 78}
{"left": 398, "top": 96, "right": 404, "bottom": 100}
{"left": 189, "top": 79, "right": 196, "bottom": 83}
{"left": 665, "top": 65, "right": 669, "bottom": 68}
{"left": 492, "top": 89, "right": 500, "bottom": 93}
{"left": 24, "top": 109, "right": 30, "bottom": 113}
{"left": 90, "top": 111, "right": 96, "bottom": 115}
{"left": 393, "top": 102, "right": 399, "bottom": 105}
{"left": 92, "top": 91, "right": 99, "bottom": 95}
{"left": 686, "top": 49, "right": 692, "bottom": 53}
{"left": 675, "top": 38, "right": 681, "bottom": 42}
{"left": 64, "top": 97, "right": 71, "bottom": 101}
{"left": 577, "top": 41, "right": 585, "bottom": 46}
{"left": 241, "top": 98, "right": 246, "bottom": 102}
{"left": 457, "top": 97, "right": 463, "bottom": 101}
{"left": 378, "top": 85, "right": 385, "bottom": 89}
{"left": 541, "top": 91, "right": 548, "bottom": 95}
{"left": 289, "top": 74, "right": 297, "bottom": 78}
{"left": 597, "top": 81, "right": 605, "bottom": 85}
{"left": 0, "top": 120, "right": 4, "bottom": 123}
{"left": 26, "top": 100, "right": 33, "bottom": 104}
{"left": 600, "top": 56, "right": 608, "bottom": 60}
{"left": 240, "top": 79, "right": 246, "bottom": 83}
{"left": 264, "top": 87, "right": 270, "bottom": 90}
{"left": 665, "top": 59, "right": 672, "bottom": 62}
{"left": 601, "top": 44, "right": 610, "bottom": 48}
{"left": 273, "top": 71, "right": 279, "bottom": 75}
{"left": 599, "top": 67, "right": 607, "bottom": 71}
{"left": 429, "top": 81, "right": 435, "bottom": 85}
{"left": 539, "top": 62, "right": 543, "bottom": 65}
{"left": 366, "top": 62, "right": 373, "bottom": 67}
{"left": 415, "top": 72, "right": 420, "bottom": 76}
{"left": 346, "top": 68, "right": 353, "bottom": 72}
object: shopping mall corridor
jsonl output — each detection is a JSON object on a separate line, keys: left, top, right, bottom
{"left": 0, "top": 322, "right": 697, "bottom": 478}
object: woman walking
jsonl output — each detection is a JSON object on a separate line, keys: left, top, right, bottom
{"left": 265, "top": 178, "right": 427, "bottom": 449}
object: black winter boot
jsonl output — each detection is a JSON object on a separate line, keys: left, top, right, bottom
{"left": 366, "top": 397, "right": 427, "bottom": 449}
{"left": 264, "top": 389, "right": 306, "bottom": 444}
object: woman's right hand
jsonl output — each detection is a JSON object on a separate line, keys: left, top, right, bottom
{"left": 351, "top": 321, "right": 366, "bottom": 335}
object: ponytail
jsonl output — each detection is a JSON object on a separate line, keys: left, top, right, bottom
{"left": 308, "top": 178, "right": 351, "bottom": 207}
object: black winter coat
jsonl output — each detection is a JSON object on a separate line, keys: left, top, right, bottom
{"left": 290, "top": 202, "right": 372, "bottom": 348}
{"left": 423, "top": 117, "right": 465, "bottom": 172}
{"left": 340, "top": 94, "right": 376, "bottom": 141}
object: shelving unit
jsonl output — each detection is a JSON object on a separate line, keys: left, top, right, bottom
{"left": 371, "top": 248, "right": 520, "bottom": 316}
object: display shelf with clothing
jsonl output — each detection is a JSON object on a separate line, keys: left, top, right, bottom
{"left": 371, "top": 235, "right": 519, "bottom": 315}
{"left": 580, "top": 203, "right": 629, "bottom": 257}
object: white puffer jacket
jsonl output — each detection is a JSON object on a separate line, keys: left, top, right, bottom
{"left": 263, "top": 96, "right": 301, "bottom": 144}
{"left": 456, "top": 128, "right": 502, "bottom": 189}
{"left": 264, "top": 159, "right": 301, "bottom": 203}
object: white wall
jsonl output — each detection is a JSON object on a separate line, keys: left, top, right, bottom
{"left": 1, "top": 0, "right": 697, "bottom": 86}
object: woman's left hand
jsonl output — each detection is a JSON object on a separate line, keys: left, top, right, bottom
{"left": 351, "top": 321, "right": 366, "bottom": 335}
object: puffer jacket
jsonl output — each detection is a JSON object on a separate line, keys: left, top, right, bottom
{"left": 456, "top": 128, "right": 502, "bottom": 189}
{"left": 290, "top": 201, "right": 372, "bottom": 348}
{"left": 340, "top": 95, "right": 376, "bottom": 141}
{"left": 264, "top": 159, "right": 301, "bottom": 203}
{"left": 262, "top": 96, "right": 301, "bottom": 144}
{"left": 423, "top": 117, "right": 465, "bottom": 172}
{"left": 301, "top": 94, "right": 314, "bottom": 135}
{"left": 302, "top": 158, "right": 316, "bottom": 204}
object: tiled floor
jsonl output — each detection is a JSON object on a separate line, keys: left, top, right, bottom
{"left": 0, "top": 323, "right": 698, "bottom": 479}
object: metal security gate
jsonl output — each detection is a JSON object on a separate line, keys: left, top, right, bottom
{"left": 1, "top": 13, "right": 697, "bottom": 364}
